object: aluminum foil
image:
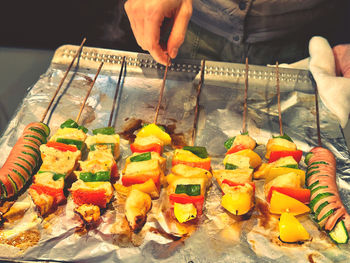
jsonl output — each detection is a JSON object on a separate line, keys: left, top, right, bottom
{"left": 0, "top": 45, "right": 350, "bottom": 262}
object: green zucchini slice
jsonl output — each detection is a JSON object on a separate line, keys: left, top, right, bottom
{"left": 329, "top": 220, "right": 349, "bottom": 244}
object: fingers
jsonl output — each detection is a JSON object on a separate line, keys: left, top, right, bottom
{"left": 125, "top": 0, "right": 191, "bottom": 65}
{"left": 143, "top": 10, "right": 169, "bottom": 65}
{"left": 124, "top": 1, "right": 144, "bottom": 49}
{"left": 167, "top": 0, "right": 192, "bottom": 59}
{"left": 125, "top": 0, "right": 169, "bottom": 65}
{"left": 333, "top": 44, "right": 350, "bottom": 78}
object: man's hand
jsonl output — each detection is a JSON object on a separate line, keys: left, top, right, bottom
{"left": 124, "top": 0, "right": 192, "bottom": 65}
{"left": 333, "top": 44, "right": 350, "bottom": 78}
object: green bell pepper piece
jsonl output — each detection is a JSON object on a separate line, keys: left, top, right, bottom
{"left": 183, "top": 146, "right": 208, "bottom": 159}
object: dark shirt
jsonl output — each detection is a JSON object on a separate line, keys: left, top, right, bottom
{"left": 192, "top": 0, "right": 345, "bottom": 44}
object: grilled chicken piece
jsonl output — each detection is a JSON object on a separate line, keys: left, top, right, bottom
{"left": 264, "top": 172, "right": 301, "bottom": 198}
{"left": 40, "top": 144, "right": 81, "bottom": 176}
{"left": 28, "top": 188, "right": 55, "bottom": 217}
{"left": 33, "top": 172, "right": 65, "bottom": 189}
{"left": 85, "top": 133, "right": 120, "bottom": 159}
{"left": 125, "top": 189, "right": 152, "bottom": 233}
{"left": 49, "top": 127, "right": 87, "bottom": 143}
{"left": 212, "top": 168, "right": 253, "bottom": 186}
{"left": 75, "top": 204, "right": 101, "bottom": 224}
{"left": 171, "top": 164, "right": 212, "bottom": 181}
{"left": 125, "top": 151, "right": 166, "bottom": 171}
{"left": 167, "top": 177, "right": 207, "bottom": 197}
{"left": 122, "top": 159, "right": 163, "bottom": 189}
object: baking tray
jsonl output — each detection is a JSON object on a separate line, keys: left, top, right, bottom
{"left": 0, "top": 44, "right": 350, "bottom": 262}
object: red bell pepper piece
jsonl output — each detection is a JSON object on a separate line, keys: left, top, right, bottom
{"left": 268, "top": 150, "right": 303, "bottom": 163}
{"left": 172, "top": 159, "right": 211, "bottom": 171}
{"left": 122, "top": 174, "right": 160, "bottom": 189}
{"left": 71, "top": 188, "right": 107, "bottom": 208}
{"left": 169, "top": 193, "right": 205, "bottom": 216}
{"left": 46, "top": 141, "right": 78, "bottom": 152}
{"left": 30, "top": 184, "right": 66, "bottom": 205}
{"left": 226, "top": 144, "right": 247, "bottom": 155}
{"left": 130, "top": 143, "right": 162, "bottom": 154}
{"left": 110, "top": 162, "right": 119, "bottom": 183}
{"left": 267, "top": 186, "right": 310, "bottom": 204}
{"left": 222, "top": 179, "right": 256, "bottom": 193}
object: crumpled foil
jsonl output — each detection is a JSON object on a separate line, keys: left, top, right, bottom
{"left": 0, "top": 45, "right": 350, "bottom": 262}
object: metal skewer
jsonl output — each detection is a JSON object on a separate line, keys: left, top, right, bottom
{"left": 154, "top": 55, "right": 171, "bottom": 124}
{"left": 40, "top": 37, "right": 86, "bottom": 123}
{"left": 242, "top": 57, "right": 249, "bottom": 134}
{"left": 191, "top": 59, "right": 206, "bottom": 146}
{"left": 75, "top": 62, "right": 104, "bottom": 124}
{"left": 314, "top": 85, "right": 322, "bottom": 146}
{"left": 108, "top": 56, "right": 126, "bottom": 127}
{"left": 276, "top": 61, "right": 283, "bottom": 136}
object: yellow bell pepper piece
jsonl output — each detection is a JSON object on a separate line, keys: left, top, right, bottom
{"left": 136, "top": 123, "right": 171, "bottom": 145}
{"left": 174, "top": 202, "right": 197, "bottom": 223}
{"left": 173, "top": 149, "right": 211, "bottom": 164}
{"left": 221, "top": 185, "right": 254, "bottom": 215}
{"left": 223, "top": 154, "right": 251, "bottom": 169}
{"left": 265, "top": 137, "right": 297, "bottom": 159}
{"left": 131, "top": 179, "right": 159, "bottom": 199}
{"left": 114, "top": 183, "right": 131, "bottom": 197}
{"left": 253, "top": 163, "right": 271, "bottom": 179}
{"left": 279, "top": 213, "right": 310, "bottom": 243}
{"left": 270, "top": 191, "right": 310, "bottom": 215}
{"left": 232, "top": 149, "right": 262, "bottom": 169}
{"left": 265, "top": 167, "right": 305, "bottom": 186}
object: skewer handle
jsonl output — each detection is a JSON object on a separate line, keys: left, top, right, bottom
{"left": 276, "top": 61, "right": 283, "bottom": 136}
{"left": 40, "top": 37, "right": 86, "bottom": 123}
{"left": 75, "top": 62, "right": 104, "bottom": 124}
{"left": 314, "top": 85, "right": 322, "bottom": 146}
{"left": 191, "top": 59, "right": 206, "bottom": 146}
{"left": 242, "top": 57, "right": 248, "bottom": 134}
{"left": 108, "top": 56, "right": 126, "bottom": 127}
{"left": 154, "top": 56, "right": 170, "bottom": 124}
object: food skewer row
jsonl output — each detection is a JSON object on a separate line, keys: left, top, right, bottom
{"left": 0, "top": 38, "right": 87, "bottom": 203}
{"left": 29, "top": 120, "right": 87, "bottom": 216}
{"left": 70, "top": 127, "right": 120, "bottom": 224}
{"left": 304, "top": 85, "right": 350, "bottom": 244}
{"left": 213, "top": 58, "right": 260, "bottom": 216}
{"left": 255, "top": 62, "right": 311, "bottom": 243}
{"left": 116, "top": 58, "right": 171, "bottom": 233}
{"left": 169, "top": 146, "right": 212, "bottom": 224}
{"left": 29, "top": 62, "right": 104, "bottom": 216}
{"left": 167, "top": 59, "right": 212, "bottom": 225}
{"left": 214, "top": 133, "right": 260, "bottom": 216}
{"left": 70, "top": 59, "right": 125, "bottom": 225}
{"left": 118, "top": 123, "right": 170, "bottom": 232}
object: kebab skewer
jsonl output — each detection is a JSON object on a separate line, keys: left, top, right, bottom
{"left": 304, "top": 85, "right": 350, "bottom": 244}
{"left": 29, "top": 62, "right": 104, "bottom": 217}
{"left": 114, "top": 56, "right": 171, "bottom": 233}
{"left": 0, "top": 38, "right": 86, "bottom": 220}
{"left": 165, "top": 59, "right": 213, "bottom": 226}
{"left": 257, "top": 62, "right": 311, "bottom": 243}
{"left": 70, "top": 58, "right": 126, "bottom": 225}
{"left": 213, "top": 58, "right": 261, "bottom": 216}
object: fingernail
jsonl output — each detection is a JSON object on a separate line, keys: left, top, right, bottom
{"left": 170, "top": 48, "right": 178, "bottom": 58}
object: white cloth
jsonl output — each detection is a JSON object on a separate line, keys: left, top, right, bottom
{"left": 309, "top": 36, "right": 350, "bottom": 128}
{"left": 276, "top": 36, "right": 350, "bottom": 128}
